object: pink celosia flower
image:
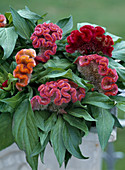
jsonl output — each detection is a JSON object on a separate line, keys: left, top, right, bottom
{"left": 31, "top": 79, "right": 86, "bottom": 113}
{"left": 0, "top": 14, "right": 6, "bottom": 27}
{"left": 30, "top": 22, "right": 63, "bottom": 62}
{"left": 66, "top": 25, "right": 114, "bottom": 57}
{"left": 74, "top": 54, "right": 118, "bottom": 96}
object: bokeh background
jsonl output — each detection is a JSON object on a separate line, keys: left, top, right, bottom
{"left": 0, "top": 0, "right": 125, "bottom": 170}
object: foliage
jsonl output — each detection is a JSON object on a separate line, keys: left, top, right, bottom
{"left": 0, "top": 6, "right": 125, "bottom": 170}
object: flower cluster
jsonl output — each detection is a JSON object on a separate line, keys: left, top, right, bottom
{"left": 66, "top": 25, "right": 114, "bottom": 57}
{"left": 31, "top": 79, "right": 86, "bottom": 113}
{"left": 0, "top": 14, "right": 6, "bottom": 27}
{"left": 75, "top": 54, "right": 118, "bottom": 96}
{"left": 30, "top": 22, "right": 63, "bottom": 63}
{"left": 13, "top": 49, "right": 36, "bottom": 91}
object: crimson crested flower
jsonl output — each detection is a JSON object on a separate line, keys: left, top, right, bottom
{"left": 66, "top": 25, "right": 114, "bottom": 57}
{"left": 30, "top": 22, "right": 63, "bottom": 63}
{"left": 75, "top": 54, "right": 118, "bottom": 96}
{"left": 0, "top": 14, "right": 6, "bottom": 27}
{"left": 0, "top": 80, "right": 8, "bottom": 89}
{"left": 13, "top": 49, "right": 36, "bottom": 91}
{"left": 31, "top": 79, "right": 86, "bottom": 113}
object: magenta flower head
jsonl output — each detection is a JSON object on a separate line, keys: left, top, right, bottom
{"left": 74, "top": 54, "right": 118, "bottom": 96}
{"left": 30, "top": 22, "right": 63, "bottom": 63}
{"left": 0, "top": 14, "right": 6, "bottom": 27}
{"left": 31, "top": 79, "right": 86, "bottom": 113}
{"left": 66, "top": 25, "right": 114, "bottom": 57}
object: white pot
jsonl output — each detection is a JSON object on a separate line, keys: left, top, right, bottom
{"left": 0, "top": 127, "right": 116, "bottom": 170}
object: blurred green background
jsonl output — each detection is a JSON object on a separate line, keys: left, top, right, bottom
{"left": 0, "top": 0, "right": 125, "bottom": 170}
{"left": 0, "top": 0, "right": 125, "bottom": 39}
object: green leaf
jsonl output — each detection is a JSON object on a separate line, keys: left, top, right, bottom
{"left": 112, "top": 114, "right": 123, "bottom": 128}
{"left": 62, "top": 122, "right": 88, "bottom": 159}
{"left": 31, "top": 133, "right": 49, "bottom": 157}
{"left": 64, "top": 150, "right": 72, "bottom": 168}
{"left": 117, "top": 102, "right": 125, "bottom": 113}
{"left": 63, "top": 114, "right": 88, "bottom": 135}
{"left": 0, "top": 27, "right": 18, "bottom": 59}
{"left": 56, "top": 16, "right": 73, "bottom": 34}
{"left": 68, "top": 108, "right": 95, "bottom": 121}
{"left": 13, "top": 99, "right": 39, "bottom": 170}
{"left": 44, "top": 113, "right": 57, "bottom": 132}
{"left": 96, "top": 109, "right": 115, "bottom": 150}
{"left": 5, "top": 12, "right": 13, "bottom": 24}
{"left": 0, "top": 101, "right": 13, "bottom": 113}
{"left": 0, "top": 91, "right": 27, "bottom": 109}
{"left": 18, "top": 6, "right": 43, "bottom": 20}
{"left": 50, "top": 116, "right": 66, "bottom": 167}
{"left": 0, "top": 113, "right": 14, "bottom": 151}
{"left": 77, "top": 22, "right": 106, "bottom": 31}
{"left": 39, "top": 68, "right": 89, "bottom": 89}
{"left": 10, "top": 7, "right": 33, "bottom": 39}
{"left": 82, "top": 92, "right": 114, "bottom": 109}
{"left": 34, "top": 111, "right": 45, "bottom": 131}
{"left": 44, "top": 57, "right": 71, "bottom": 70}
{"left": 112, "top": 41, "right": 125, "bottom": 61}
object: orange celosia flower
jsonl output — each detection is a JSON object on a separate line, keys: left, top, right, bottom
{"left": 13, "top": 49, "right": 36, "bottom": 91}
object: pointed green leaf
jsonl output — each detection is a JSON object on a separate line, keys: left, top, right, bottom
{"left": 44, "top": 58, "right": 71, "bottom": 69}
{"left": 63, "top": 114, "right": 88, "bottom": 135}
{"left": 96, "top": 109, "right": 115, "bottom": 150}
{"left": 13, "top": 99, "right": 39, "bottom": 170}
{"left": 44, "top": 113, "right": 57, "bottom": 132}
{"left": 10, "top": 7, "right": 33, "bottom": 39}
{"left": 0, "top": 113, "right": 14, "bottom": 150}
{"left": 62, "top": 122, "right": 88, "bottom": 159}
{"left": 18, "top": 6, "right": 43, "bottom": 20}
{"left": 112, "top": 114, "right": 123, "bottom": 129}
{"left": 0, "top": 91, "right": 26, "bottom": 109}
{"left": 0, "top": 27, "right": 18, "bottom": 59}
{"left": 68, "top": 108, "right": 95, "bottom": 121}
{"left": 112, "top": 41, "right": 125, "bottom": 61}
{"left": 82, "top": 92, "right": 114, "bottom": 109}
{"left": 50, "top": 116, "right": 66, "bottom": 167}
{"left": 56, "top": 16, "right": 73, "bottom": 34}
{"left": 34, "top": 111, "right": 45, "bottom": 131}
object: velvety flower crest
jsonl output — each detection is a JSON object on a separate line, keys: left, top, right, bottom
{"left": 30, "top": 22, "right": 63, "bottom": 62}
{"left": 31, "top": 79, "right": 86, "bottom": 113}
{"left": 66, "top": 25, "right": 114, "bottom": 57}
{"left": 13, "top": 49, "right": 36, "bottom": 91}
{"left": 75, "top": 54, "right": 118, "bottom": 96}
{"left": 0, "top": 14, "right": 6, "bottom": 27}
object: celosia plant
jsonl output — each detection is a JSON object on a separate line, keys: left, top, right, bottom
{"left": 0, "top": 6, "right": 125, "bottom": 170}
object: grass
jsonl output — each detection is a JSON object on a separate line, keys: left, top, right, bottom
{"left": 0, "top": 1, "right": 125, "bottom": 169}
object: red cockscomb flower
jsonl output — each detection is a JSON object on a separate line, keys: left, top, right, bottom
{"left": 66, "top": 25, "right": 114, "bottom": 57}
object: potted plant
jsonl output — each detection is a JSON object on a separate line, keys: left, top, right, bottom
{"left": 0, "top": 6, "right": 125, "bottom": 170}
